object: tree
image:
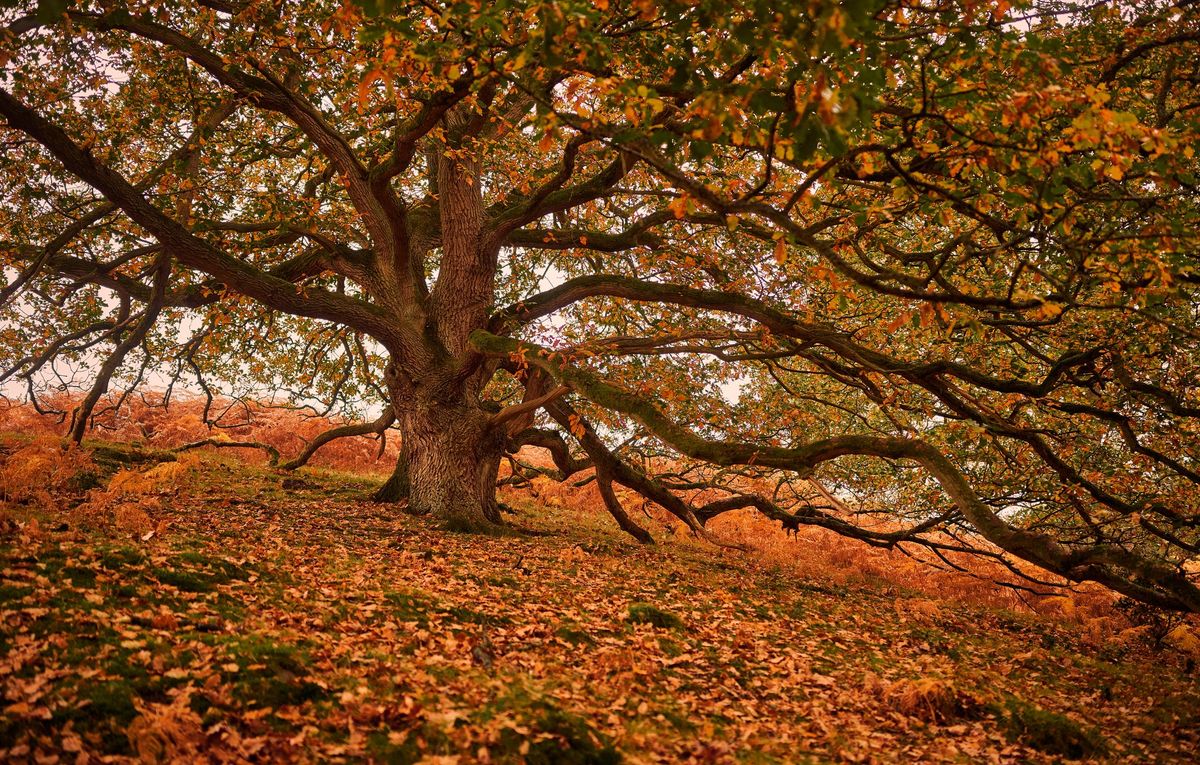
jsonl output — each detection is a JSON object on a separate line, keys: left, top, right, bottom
{"left": 2, "top": 0, "right": 1200, "bottom": 610}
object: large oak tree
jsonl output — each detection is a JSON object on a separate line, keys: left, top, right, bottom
{"left": 3, "top": 0, "right": 1200, "bottom": 610}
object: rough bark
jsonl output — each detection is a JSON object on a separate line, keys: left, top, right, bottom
{"left": 399, "top": 400, "right": 505, "bottom": 530}
{"left": 382, "top": 352, "right": 506, "bottom": 530}
{"left": 372, "top": 451, "right": 410, "bottom": 503}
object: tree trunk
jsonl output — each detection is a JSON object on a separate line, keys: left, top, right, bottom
{"left": 398, "top": 399, "right": 505, "bottom": 532}
{"left": 372, "top": 451, "right": 410, "bottom": 503}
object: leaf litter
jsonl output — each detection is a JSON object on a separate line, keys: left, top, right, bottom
{"left": 0, "top": 450, "right": 1197, "bottom": 763}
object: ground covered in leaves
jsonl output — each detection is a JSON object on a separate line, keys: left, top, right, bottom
{"left": 1, "top": 448, "right": 1198, "bottom": 763}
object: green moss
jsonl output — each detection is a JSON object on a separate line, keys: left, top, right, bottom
{"left": 220, "top": 635, "right": 327, "bottom": 708}
{"left": 64, "top": 468, "right": 104, "bottom": 493}
{"left": 33, "top": 546, "right": 68, "bottom": 567}
{"left": 44, "top": 586, "right": 95, "bottom": 614}
{"left": 102, "top": 645, "right": 187, "bottom": 704}
{"left": 995, "top": 698, "right": 1106, "bottom": 759}
{"left": 531, "top": 706, "right": 621, "bottom": 764}
{"left": 658, "top": 637, "right": 685, "bottom": 658}
{"left": 210, "top": 594, "right": 248, "bottom": 620}
{"left": 384, "top": 590, "right": 434, "bottom": 623}
{"left": 440, "top": 515, "right": 518, "bottom": 537}
{"left": 749, "top": 603, "right": 773, "bottom": 620}
{"left": 173, "top": 550, "right": 252, "bottom": 581}
{"left": 440, "top": 604, "right": 510, "bottom": 626}
{"left": 99, "top": 549, "right": 146, "bottom": 573}
{"left": 366, "top": 724, "right": 454, "bottom": 764}
{"left": 150, "top": 552, "right": 251, "bottom": 593}
{"left": 783, "top": 600, "right": 807, "bottom": 620}
{"left": 58, "top": 680, "right": 139, "bottom": 754}
{"left": 493, "top": 702, "right": 621, "bottom": 765}
{"left": 0, "top": 583, "right": 32, "bottom": 601}
{"left": 80, "top": 679, "right": 138, "bottom": 720}
{"left": 88, "top": 443, "right": 174, "bottom": 468}
{"left": 658, "top": 705, "right": 698, "bottom": 734}
{"left": 909, "top": 626, "right": 963, "bottom": 660}
{"left": 62, "top": 565, "right": 98, "bottom": 587}
{"left": 555, "top": 624, "right": 596, "bottom": 646}
{"left": 627, "top": 602, "right": 683, "bottom": 630}
{"left": 152, "top": 566, "right": 217, "bottom": 592}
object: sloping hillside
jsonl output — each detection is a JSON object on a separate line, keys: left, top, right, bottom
{"left": 1, "top": 445, "right": 1197, "bottom": 763}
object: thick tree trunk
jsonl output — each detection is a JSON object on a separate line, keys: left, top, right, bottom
{"left": 372, "top": 451, "right": 410, "bottom": 503}
{"left": 373, "top": 119, "right": 505, "bottom": 531}
{"left": 398, "top": 399, "right": 505, "bottom": 532}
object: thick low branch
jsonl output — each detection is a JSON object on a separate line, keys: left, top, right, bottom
{"left": 474, "top": 331, "right": 1200, "bottom": 612}
{"left": 279, "top": 411, "right": 396, "bottom": 471}
{"left": 173, "top": 438, "right": 281, "bottom": 466}
{"left": 489, "top": 274, "right": 1093, "bottom": 399}
{"left": 508, "top": 427, "right": 593, "bottom": 479}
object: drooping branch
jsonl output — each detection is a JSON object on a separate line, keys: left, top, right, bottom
{"left": 173, "top": 438, "right": 281, "bottom": 467}
{"left": 68, "top": 255, "right": 172, "bottom": 444}
{"left": 474, "top": 331, "right": 1200, "bottom": 612}
{"left": 595, "top": 465, "right": 655, "bottom": 545}
{"left": 542, "top": 398, "right": 708, "bottom": 537}
{"left": 279, "top": 410, "right": 396, "bottom": 471}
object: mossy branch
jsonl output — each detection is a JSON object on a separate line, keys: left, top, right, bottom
{"left": 470, "top": 330, "right": 1200, "bottom": 612}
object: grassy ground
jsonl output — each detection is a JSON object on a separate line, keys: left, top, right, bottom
{"left": 1, "top": 447, "right": 1197, "bottom": 763}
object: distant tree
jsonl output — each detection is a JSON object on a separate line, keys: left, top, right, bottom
{"left": 3, "top": 1, "right": 1199, "bottom": 610}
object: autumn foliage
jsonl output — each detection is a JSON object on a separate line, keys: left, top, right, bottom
{"left": 2, "top": 439, "right": 1198, "bottom": 762}
{"left": 0, "top": 394, "right": 400, "bottom": 473}
{"left": 3, "top": 0, "right": 1200, "bottom": 758}
{"left": 3, "top": 396, "right": 1197, "bottom": 657}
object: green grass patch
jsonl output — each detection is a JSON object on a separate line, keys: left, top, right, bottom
{"left": 0, "top": 582, "right": 33, "bottom": 601}
{"left": 150, "top": 551, "right": 252, "bottom": 593}
{"left": 151, "top": 566, "right": 218, "bottom": 593}
{"left": 995, "top": 697, "right": 1106, "bottom": 759}
{"left": 488, "top": 697, "right": 622, "bottom": 765}
{"left": 219, "top": 634, "right": 328, "bottom": 708}
{"left": 384, "top": 590, "right": 436, "bottom": 622}
{"left": 366, "top": 724, "right": 455, "bottom": 764}
{"left": 627, "top": 602, "right": 683, "bottom": 630}
{"left": 99, "top": 546, "right": 146, "bottom": 570}
{"left": 555, "top": 624, "right": 596, "bottom": 646}
{"left": 441, "top": 604, "right": 510, "bottom": 626}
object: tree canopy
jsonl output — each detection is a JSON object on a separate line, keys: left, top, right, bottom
{"left": 3, "top": 0, "right": 1200, "bottom": 611}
